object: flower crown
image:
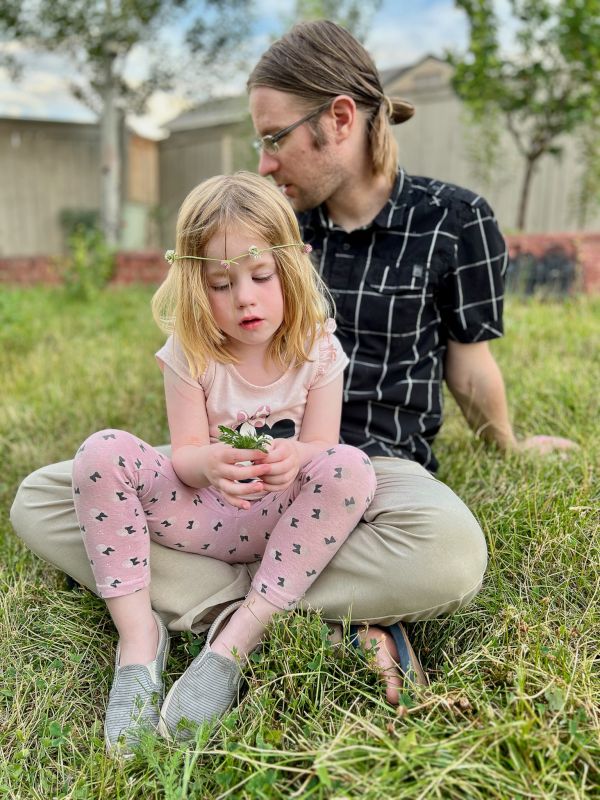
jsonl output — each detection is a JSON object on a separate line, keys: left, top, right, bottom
{"left": 164, "top": 242, "right": 312, "bottom": 270}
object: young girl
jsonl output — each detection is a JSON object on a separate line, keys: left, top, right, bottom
{"left": 72, "top": 171, "right": 376, "bottom": 751}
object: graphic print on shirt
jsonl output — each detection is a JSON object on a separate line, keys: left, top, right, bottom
{"left": 234, "top": 406, "right": 295, "bottom": 442}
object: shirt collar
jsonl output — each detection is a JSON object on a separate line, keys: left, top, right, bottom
{"left": 371, "top": 168, "right": 411, "bottom": 229}
{"left": 300, "top": 168, "right": 411, "bottom": 232}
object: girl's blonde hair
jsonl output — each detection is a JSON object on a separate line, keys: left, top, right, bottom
{"left": 152, "top": 171, "right": 332, "bottom": 378}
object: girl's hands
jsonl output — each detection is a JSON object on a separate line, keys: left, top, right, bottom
{"left": 202, "top": 444, "right": 270, "bottom": 510}
{"left": 260, "top": 438, "right": 301, "bottom": 494}
{"left": 200, "top": 438, "right": 302, "bottom": 508}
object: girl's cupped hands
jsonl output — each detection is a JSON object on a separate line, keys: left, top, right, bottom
{"left": 203, "top": 443, "right": 270, "bottom": 509}
{"left": 259, "top": 438, "right": 301, "bottom": 494}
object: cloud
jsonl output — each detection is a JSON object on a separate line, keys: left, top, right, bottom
{"left": 0, "top": 60, "right": 94, "bottom": 122}
{"left": 367, "top": 1, "right": 468, "bottom": 67}
{"left": 128, "top": 90, "right": 191, "bottom": 139}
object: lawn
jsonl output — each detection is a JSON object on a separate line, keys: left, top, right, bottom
{"left": 1, "top": 286, "right": 598, "bottom": 799}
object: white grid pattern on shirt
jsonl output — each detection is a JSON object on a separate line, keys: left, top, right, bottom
{"left": 298, "top": 169, "right": 507, "bottom": 471}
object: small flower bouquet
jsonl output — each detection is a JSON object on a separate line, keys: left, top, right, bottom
{"left": 218, "top": 425, "right": 270, "bottom": 453}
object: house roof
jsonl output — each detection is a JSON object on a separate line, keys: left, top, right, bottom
{"left": 165, "top": 54, "right": 445, "bottom": 132}
{"left": 379, "top": 64, "right": 412, "bottom": 86}
{"left": 167, "top": 94, "right": 249, "bottom": 132}
{"left": 380, "top": 54, "right": 445, "bottom": 87}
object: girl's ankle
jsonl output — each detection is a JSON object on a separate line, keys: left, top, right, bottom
{"left": 210, "top": 605, "right": 271, "bottom": 661}
{"left": 208, "top": 592, "right": 281, "bottom": 662}
{"left": 117, "top": 618, "right": 159, "bottom": 666}
{"left": 210, "top": 638, "right": 239, "bottom": 661}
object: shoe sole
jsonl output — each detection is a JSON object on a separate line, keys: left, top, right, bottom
{"left": 156, "top": 678, "right": 179, "bottom": 740}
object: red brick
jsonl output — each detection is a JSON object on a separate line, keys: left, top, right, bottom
{"left": 2, "top": 236, "right": 599, "bottom": 292}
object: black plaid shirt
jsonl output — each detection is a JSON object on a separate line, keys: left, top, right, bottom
{"left": 298, "top": 168, "right": 508, "bottom": 472}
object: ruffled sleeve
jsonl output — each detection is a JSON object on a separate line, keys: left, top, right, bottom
{"left": 155, "top": 335, "right": 215, "bottom": 391}
{"left": 309, "top": 318, "right": 349, "bottom": 389}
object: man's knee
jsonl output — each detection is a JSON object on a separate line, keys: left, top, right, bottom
{"left": 10, "top": 460, "right": 75, "bottom": 550}
{"left": 422, "top": 499, "right": 487, "bottom": 615}
{"left": 10, "top": 467, "right": 45, "bottom": 546}
{"left": 363, "top": 461, "right": 488, "bottom": 619}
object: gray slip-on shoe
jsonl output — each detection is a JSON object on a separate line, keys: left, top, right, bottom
{"left": 158, "top": 600, "right": 245, "bottom": 742}
{"left": 104, "top": 610, "right": 170, "bottom": 756}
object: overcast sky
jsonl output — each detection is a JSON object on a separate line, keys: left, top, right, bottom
{"left": 0, "top": 0, "right": 500, "bottom": 138}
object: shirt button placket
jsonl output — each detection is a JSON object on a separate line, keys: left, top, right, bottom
{"left": 327, "top": 234, "right": 352, "bottom": 316}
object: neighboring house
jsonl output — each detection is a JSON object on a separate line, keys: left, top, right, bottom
{"left": 1, "top": 55, "right": 597, "bottom": 257}
{"left": 0, "top": 118, "right": 159, "bottom": 256}
{"left": 159, "top": 95, "right": 255, "bottom": 246}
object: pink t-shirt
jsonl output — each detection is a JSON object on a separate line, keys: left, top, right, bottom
{"left": 155, "top": 319, "right": 348, "bottom": 444}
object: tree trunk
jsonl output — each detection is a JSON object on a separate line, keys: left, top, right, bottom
{"left": 99, "top": 54, "right": 121, "bottom": 247}
{"left": 517, "top": 155, "right": 537, "bottom": 231}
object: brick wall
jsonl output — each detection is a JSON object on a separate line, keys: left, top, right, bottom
{"left": 505, "top": 233, "right": 600, "bottom": 294}
{"left": 1, "top": 232, "right": 599, "bottom": 292}
{"left": 112, "top": 251, "right": 168, "bottom": 285}
{"left": 0, "top": 255, "right": 62, "bottom": 285}
{"left": 0, "top": 251, "right": 169, "bottom": 287}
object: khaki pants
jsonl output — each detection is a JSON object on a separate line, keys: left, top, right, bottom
{"left": 10, "top": 452, "right": 487, "bottom": 632}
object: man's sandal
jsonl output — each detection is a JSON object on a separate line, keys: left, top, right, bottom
{"left": 349, "top": 621, "right": 429, "bottom": 688}
{"left": 104, "top": 610, "right": 170, "bottom": 756}
{"left": 158, "top": 600, "right": 245, "bottom": 742}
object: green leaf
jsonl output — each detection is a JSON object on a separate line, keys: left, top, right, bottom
{"left": 545, "top": 687, "right": 565, "bottom": 712}
{"left": 320, "top": 622, "right": 332, "bottom": 644}
{"left": 218, "top": 425, "right": 270, "bottom": 452}
{"left": 317, "top": 765, "right": 332, "bottom": 788}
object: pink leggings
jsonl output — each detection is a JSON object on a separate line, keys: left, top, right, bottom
{"left": 72, "top": 430, "right": 376, "bottom": 610}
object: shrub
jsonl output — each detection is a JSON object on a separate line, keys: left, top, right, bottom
{"left": 61, "top": 225, "right": 115, "bottom": 301}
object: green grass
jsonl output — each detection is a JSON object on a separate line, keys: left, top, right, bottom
{"left": 1, "top": 286, "right": 599, "bottom": 799}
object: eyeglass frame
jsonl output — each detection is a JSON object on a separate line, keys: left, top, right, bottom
{"left": 252, "top": 100, "right": 333, "bottom": 155}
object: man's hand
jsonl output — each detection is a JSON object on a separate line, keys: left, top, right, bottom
{"left": 514, "top": 435, "right": 578, "bottom": 455}
{"left": 260, "top": 438, "right": 301, "bottom": 493}
{"left": 445, "top": 341, "right": 578, "bottom": 458}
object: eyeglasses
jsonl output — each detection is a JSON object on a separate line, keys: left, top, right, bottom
{"left": 252, "top": 101, "right": 332, "bottom": 155}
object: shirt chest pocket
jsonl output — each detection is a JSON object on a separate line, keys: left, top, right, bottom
{"left": 361, "top": 260, "right": 432, "bottom": 337}
{"left": 366, "top": 261, "right": 426, "bottom": 293}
